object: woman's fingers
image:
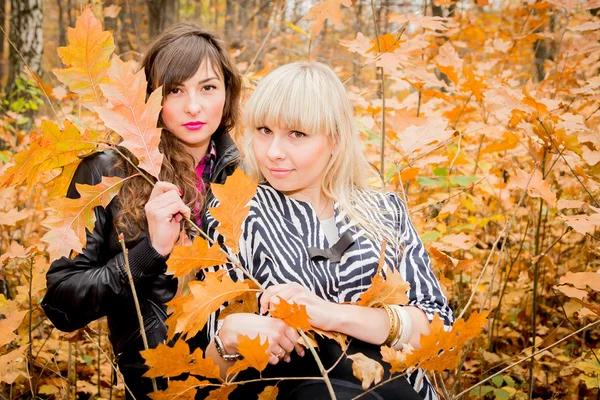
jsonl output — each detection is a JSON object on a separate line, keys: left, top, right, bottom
{"left": 149, "top": 181, "right": 182, "bottom": 200}
{"left": 283, "top": 325, "right": 305, "bottom": 357}
{"left": 261, "top": 284, "right": 300, "bottom": 313}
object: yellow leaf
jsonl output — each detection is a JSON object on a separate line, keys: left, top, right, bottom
{"left": 227, "top": 334, "right": 271, "bottom": 377}
{"left": 347, "top": 353, "right": 384, "bottom": 390}
{"left": 301, "top": 0, "right": 353, "bottom": 39}
{"left": 284, "top": 21, "right": 308, "bottom": 36}
{"left": 141, "top": 340, "right": 194, "bottom": 378}
{"left": 167, "top": 237, "right": 228, "bottom": 278}
{"left": 52, "top": 6, "right": 115, "bottom": 104}
{"left": 209, "top": 168, "right": 258, "bottom": 253}
{"left": 205, "top": 385, "right": 237, "bottom": 400}
{"left": 0, "top": 345, "right": 28, "bottom": 384}
{"left": 270, "top": 298, "right": 313, "bottom": 331}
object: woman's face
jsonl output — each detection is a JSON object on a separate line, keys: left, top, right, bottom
{"left": 252, "top": 123, "right": 335, "bottom": 200}
{"left": 161, "top": 60, "right": 226, "bottom": 162}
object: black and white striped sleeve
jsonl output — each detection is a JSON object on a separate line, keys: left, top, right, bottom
{"left": 390, "top": 193, "right": 454, "bottom": 327}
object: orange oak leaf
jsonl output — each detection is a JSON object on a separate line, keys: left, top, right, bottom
{"left": 42, "top": 175, "right": 130, "bottom": 261}
{"left": 347, "top": 353, "right": 384, "bottom": 390}
{"left": 0, "top": 207, "right": 30, "bottom": 226}
{"left": 434, "top": 42, "right": 463, "bottom": 85}
{"left": 405, "top": 311, "right": 489, "bottom": 372}
{"left": 0, "top": 345, "right": 27, "bottom": 384}
{"left": 356, "top": 243, "right": 410, "bottom": 307}
{"left": 339, "top": 32, "right": 373, "bottom": 56}
{"left": 227, "top": 334, "right": 271, "bottom": 377}
{"left": 141, "top": 340, "right": 194, "bottom": 378}
{"left": 52, "top": 6, "right": 115, "bottom": 105}
{"left": 380, "top": 345, "right": 409, "bottom": 374}
{"left": 96, "top": 56, "right": 163, "bottom": 178}
{"left": 0, "top": 242, "right": 29, "bottom": 264}
{"left": 218, "top": 290, "right": 259, "bottom": 320}
{"left": 512, "top": 169, "right": 557, "bottom": 208}
{"left": 0, "top": 301, "right": 27, "bottom": 348}
{"left": 397, "top": 117, "right": 452, "bottom": 155}
{"left": 257, "top": 386, "right": 279, "bottom": 400}
{"left": 558, "top": 271, "right": 600, "bottom": 292}
{"left": 314, "top": 329, "right": 349, "bottom": 352}
{"left": 188, "top": 348, "right": 221, "bottom": 379}
{"left": 165, "top": 271, "right": 251, "bottom": 339}
{"left": 302, "top": 0, "right": 352, "bottom": 39}
{"left": 270, "top": 298, "right": 313, "bottom": 331}
{"left": 560, "top": 214, "right": 599, "bottom": 235}
{"left": 209, "top": 168, "right": 258, "bottom": 253}
{"left": 167, "top": 237, "right": 228, "bottom": 278}
{"left": 206, "top": 385, "right": 237, "bottom": 400}
{"left": 0, "top": 120, "right": 96, "bottom": 194}
{"left": 460, "top": 66, "right": 487, "bottom": 102}
{"left": 148, "top": 376, "right": 207, "bottom": 400}
{"left": 367, "top": 33, "right": 401, "bottom": 54}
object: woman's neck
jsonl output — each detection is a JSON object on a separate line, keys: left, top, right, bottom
{"left": 286, "top": 188, "right": 334, "bottom": 220}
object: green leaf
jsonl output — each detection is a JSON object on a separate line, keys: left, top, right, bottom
{"left": 469, "top": 385, "right": 495, "bottom": 397}
{"left": 492, "top": 375, "right": 504, "bottom": 387}
{"left": 450, "top": 175, "right": 479, "bottom": 187}
{"left": 434, "top": 167, "right": 448, "bottom": 176}
{"left": 494, "top": 388, "right": 512, "bottom": 400}
{"left": 503, "top": 375, "right": 516, "bottom": 388}
{"left": 417, "top": 176, "right": 448, "bottom": 188}
{"left": 421, "top": 230, "right": 442, "bottom": 243}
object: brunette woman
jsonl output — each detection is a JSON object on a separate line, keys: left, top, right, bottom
{"left": 41, "top": 23, "right": 242, "bottom": 399}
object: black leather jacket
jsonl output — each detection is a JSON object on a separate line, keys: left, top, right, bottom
{"left": 41, "top": 131, "right": 239, "bottom": 398}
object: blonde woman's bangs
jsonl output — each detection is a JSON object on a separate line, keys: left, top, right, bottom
{"left": 245, "top": 65, "right": 339, "bottom": 138}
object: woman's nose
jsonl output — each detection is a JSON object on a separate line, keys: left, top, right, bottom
{"left": 266, "top": 137, "right": 285, "bottom": 161}
{"left": 185, "top": 95, "right": 202, "bottom": 116}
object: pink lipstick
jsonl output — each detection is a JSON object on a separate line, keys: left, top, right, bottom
{"left": 184, "top": 121, "right": 206, "bottom": 130}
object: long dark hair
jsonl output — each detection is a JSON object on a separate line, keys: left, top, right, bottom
{"left": 115, "top": 23, "right": 242, "bottom": 239}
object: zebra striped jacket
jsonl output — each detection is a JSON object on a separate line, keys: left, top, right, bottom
{"left": 204, "top": 184, "right": 454, "bottom": 399}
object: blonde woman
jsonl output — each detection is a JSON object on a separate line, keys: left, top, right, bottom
{"left": 201, "top": 62, "right": 453, "bottom": 400}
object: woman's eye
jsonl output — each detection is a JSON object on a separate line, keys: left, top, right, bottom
{"left": 257, "top": 127, "right": 271, "bottom": 135}
{"left": 291, "top": 131, "right": 306, "bottom": 139}
{"left": 203, "top": 84, "right": 217, "bottom": 91}
{"left": 169, "top": 88, "right": 182, "bottom": 95}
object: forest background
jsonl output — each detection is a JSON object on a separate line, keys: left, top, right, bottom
{"left": 0, "top": 0, "right": 600, "bottom": 399}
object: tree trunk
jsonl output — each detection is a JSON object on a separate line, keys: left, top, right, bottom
{"left": 57, "top": 0, "right": 67, "bottom": 47}
{"left": 6, "top": 0, "right": 43, "bottom": 94}
{"left": 147, "top": 0, "right": 177, "bottom": 38}
{"left": 0, "top": 0, "right": 6, "bottom": 90}
{"left": 225, "top": 0, "right": 235, "bottom": 36}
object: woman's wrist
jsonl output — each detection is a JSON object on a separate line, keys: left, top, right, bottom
{"left": 218, "top": 315, "right": 240, "bottom": 353}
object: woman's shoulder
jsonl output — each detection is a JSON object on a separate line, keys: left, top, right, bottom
{"left": 354, "top": 188, "right": 404, "bottom": 210}
{"left": 67, "top": 150, "right": 126, "bottom": 198}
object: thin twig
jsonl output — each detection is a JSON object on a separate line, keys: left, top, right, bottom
{"left": 299, "top": 329, "right": 337, "bottom": 400}
{"left": 118, "top": 233, "right": 158, "bottom": 393}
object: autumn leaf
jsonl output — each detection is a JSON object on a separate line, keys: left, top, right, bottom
{"left": 148, "top": 376, "right": 207, "bottom": 400}
{"left": 405, "top": 311, "right": 489, "bottom": 372}
{"left": 188, "top": 348, "right": 222, "bottom": 379}
{"left": 558, "top": 272, "right": 600, "bottom": 292}
{"left": 302, "top": 0, "right": 352, "bottom": 39}
{"left": 167, "top": 237, "right": 228, "bottom": 278}
{"left": 0, "top": 120, "right": 96, "bottom": 194}
{"left": 0, "top": 301, "right": 26, "bottom": 348}
{"left": 165, "top": 271, "right": 251, "bottom": 339}
{"left": 512, "top": 168, "right": 557, "bottom": 208}
{"left": 380, "top": 345, "right": 413, "bottom": 374}
{"left": 52, "top": 6, "right": 115, "bottom": 105}
{"left": 340, "top": 32, "right": 373, "bottom": 56}
{"left": 434, "top": 42, "right": 463, "bottom": 85}
{"left": 42, "top": 175, "right": 130, "bottom": 261}
{"left": 270, "top": 298, "right": 313, "bottom": 331}
{"left": 347, "top": 353, "right": 384, "bottom": 390}
{"left": 206, "top": 385, "right": 237, "bottom": 400}
{"left": 356, "top": 242, "right": 410, "bottom": 307}
{"left": 219, "top": 290, "right": 259, "bottom": 320}
{"left": 314, "top": 329, "right": 349, "bottom": 352}
{"left": 209, "top": 168, "right": 258, "bottom": 253}
{"left": 0, "top": 345, "right": 27, "bottom": 384}
{"left": 367, "top": 33, "right": 401, "bottom": 54}
{"left": 142, "top": 340, "right": 194, "bottom": 379}
{"left": 96, "top": 55, "right": 163, "bottom": 178}
{"left": 257, "top": 386, "right": 279, "bottom": 400}
{"left": 227, "top": 334, "right": 271, "bottom": 377}
{"left": 0, "top": 207, "right": 30, "bottom": 226}
{"left": 397, "top": 117, "right": 452, "bottom": 155}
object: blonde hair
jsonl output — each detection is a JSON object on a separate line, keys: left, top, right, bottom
{"left": 243, "top": 61, "right": 396, "bottom": 245}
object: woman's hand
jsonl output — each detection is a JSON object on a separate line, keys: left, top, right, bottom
{"left": 145, "top": 181, "right": 190, "bottom": 256}
{"left": 260, "top": 283, "right": 340, "bottom": 332}
{"left": 219, "top": 313, "right": 305, "bottom": 365}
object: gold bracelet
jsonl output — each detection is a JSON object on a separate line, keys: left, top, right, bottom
{"left": 378, "top": 303, "right": 399, "bottom": 346}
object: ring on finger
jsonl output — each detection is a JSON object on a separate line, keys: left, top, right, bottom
{"left": 274, "top": 349, "right": 285, "bottom": 359}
